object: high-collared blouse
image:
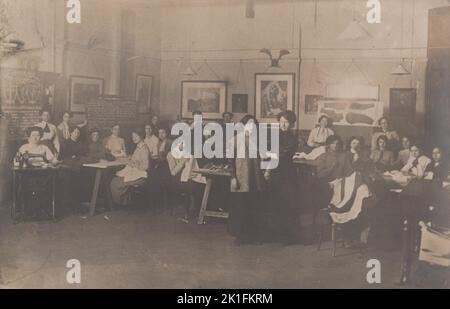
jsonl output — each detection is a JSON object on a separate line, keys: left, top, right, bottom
{"left": 18, "top": 143, "right": 55, "bottom": 163}
{"left": 57, "top": 122, "right": 71, "bottom": 140}
{"left": 128, "top": 142, "right": 150, "bottom": 172}
{"left": 307, "top": 127, "right": 335, "bottom": 148}
{"left": 105, "top": 135, "right": 127, "bottom": 158}
{"left": 144, "top": 135, "right": 160, "bottom": 158}
{"left": 401, "top": 155, "right": 431, "bottom": 179}
{"left": 35, "top": 121, "right": 60, "bottom": 152}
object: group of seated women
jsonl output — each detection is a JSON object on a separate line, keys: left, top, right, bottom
{"left": 16, "top": 109, "right": 450, "bottom": 248}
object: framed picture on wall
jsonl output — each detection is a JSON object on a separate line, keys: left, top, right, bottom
{"left": 69, "top": 76, "right": 104, "bottom": 113}
{"left": 232, "top": 94, "right": 248, "bottom": 113}
{"left": 181, "top": 80, "right": 227, "bottom": 119}
{"left": 135, "top": 74, "right": 153, "bottom": 113}
{"left": 255, "top": 73, "right": 295, "bottom": 122}
{"left": 389, "top": 88, "right": 416, "bottom": 120}
{"left": 305, "top": 94, "right": 323, "bottom": 114}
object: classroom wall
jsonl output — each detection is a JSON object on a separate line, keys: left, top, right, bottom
{"left": 158, "top": 0, "right": 449, "bottom": 135}
{"left": 1, "top": 0, "right": 161, "bottom": 125}
{"left": 2, "top": 0, "right": 449, "bottom": 135}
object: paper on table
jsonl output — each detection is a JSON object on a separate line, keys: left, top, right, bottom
{"left": 293, "top": 146, "right": 326, "bottom": 161}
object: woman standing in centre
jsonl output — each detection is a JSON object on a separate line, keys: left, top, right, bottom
{"left": 264, "top": 111, "right": 299, "bottom": 244}
{"left": 228, "top": 115, "right": 266, "bottom": 245}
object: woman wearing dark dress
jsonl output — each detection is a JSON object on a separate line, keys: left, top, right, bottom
{"left": 60, "top": 127, "right": 88, "bottom": 212}
{"left": 345, "top": 136, "right": 367, "bottom": 171}
{"left": 264, "top": 111, "right": 299, "bottom": 244}
{"left": 61, "top": 127, "right": 87, "bottom": 169}
{"left": 370, "top": 135, "right": 395, "bottom": 173}
{"left": 228, "top": 115, "right": 266, "bottom": 245}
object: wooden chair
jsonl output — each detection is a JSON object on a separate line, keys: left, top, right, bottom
{"left": 316, "top": 208, "right": 364, "bottom": 257}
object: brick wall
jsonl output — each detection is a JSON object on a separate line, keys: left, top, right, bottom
{"left": 86, "top": 98, "right": 139, "bottom": 130}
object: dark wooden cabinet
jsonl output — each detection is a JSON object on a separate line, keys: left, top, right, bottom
{"left": 425, "top": 6, "right": 450, "bottom": 154}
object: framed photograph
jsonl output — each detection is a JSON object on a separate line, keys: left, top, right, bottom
{"left": 69, "top": 76, "right": 104, "bottom": 113}
{"left": 255, "top": 73, "right": 295, "bottom": 122}
{"left": 232, "top": 94, "right": 248, "bottom": 113}
{"left": 181, "top": 80, "right": 227, "bottom": 119}
{"left": 389, "top": 88, "right": 416, "bottom": 120}
{"left": 135, "top": 74, "right": 153, "bottom": 113}
{"left": 305, "top": 95, "right": 323, "bottom": 114}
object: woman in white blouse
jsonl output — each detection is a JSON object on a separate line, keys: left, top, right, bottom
{"left": 110, "top": 129, "right": 149, "bottom": 206}
{"left": 307, "top": 115, "right": 335, "bottom": 148}
{"left": 104, "top": 124, "right": 127, "bottom": 158}
{"left": 401, "top": 143, "right": 431, "bottom": 179}
{"left": 34, "top": 108, "right": 60, "bottom": 155}
{"left": 57, "top": 111, "right": 87, "bottom": 142}
{"left": 144, "top": 124, "right": 159, "bottom": 159}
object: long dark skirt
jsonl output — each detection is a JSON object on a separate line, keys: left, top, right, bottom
{"left": 228, "top": 192, "right": 263, "bottom": 243}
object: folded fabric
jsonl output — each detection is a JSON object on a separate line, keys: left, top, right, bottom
{"left": 117, "top": 165, "right": 147, "bottom": 183}
{"left": 329, "top": 172, "right": 371, "bottom": 224}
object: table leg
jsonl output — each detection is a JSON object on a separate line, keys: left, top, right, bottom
{"left": 11, "top": 170, "right": 16, "bottom": 222}
{"left": 19, "top": 173, "right": 24, "bottom": 221}
{"left": 197, "top": 177, "right": 213, "bottom": 224}
{"left": 399, "top": 217, "right": 411, "bottom": 284}
{"left": 52, "top": 173, "right": 56, "bottom": 221}
{"left": 89, "top": 170, "right": 102, "bottom": 217}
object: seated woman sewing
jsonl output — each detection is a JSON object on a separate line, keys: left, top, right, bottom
{"left": 313, "top": 135, "right": 353, "bottom": 211}
{"left": 110, "top": 129, "right": 149, "bottom": 207}
{"left": 167, "top": 141, "right": 205, "bottom": 223}
{"left": 316, "top": 135, "right": 375, "bottom": 248}
{"left": 400, "top": 143, "right": 431, "bottom": 179}
{"left": 18, "top": 126, "right": 59, "bottom": 167}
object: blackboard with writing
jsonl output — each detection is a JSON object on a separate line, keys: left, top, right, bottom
{"left": 86, "top": 98, "right": 138, "bottom": 130}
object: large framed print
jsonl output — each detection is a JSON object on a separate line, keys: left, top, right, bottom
{"left": 389, "top": 88, "right": 416, "bottom": 120}
{"left": 255, "top": 73, "right": 295, "bottom": 122}
{"left": 135, "top": 74, "right": 153, "bottom": 113}
{"left": 69, "top": 76, "right": 104, "bottom": 113}
{"left": 316, "top": 98, "right": 384, "bottom": 127}
{"left": 181, "top": 80, "right": 227, "bottom": 119}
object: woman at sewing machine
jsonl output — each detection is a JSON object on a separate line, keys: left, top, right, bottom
{"left": 17, "top": 126, "right": 59, "bottom": 167}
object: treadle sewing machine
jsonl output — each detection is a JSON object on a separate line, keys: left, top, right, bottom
{"left": 11, "top": 154, "right": 67, "bottom": 223}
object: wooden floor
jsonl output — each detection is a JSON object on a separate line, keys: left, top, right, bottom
{"left": 0, "top": 203, "right": 435, "bottom": 289}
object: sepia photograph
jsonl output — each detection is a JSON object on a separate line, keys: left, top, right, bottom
{"left": 0, "top": 0, "right": 449, "bottom": 299}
